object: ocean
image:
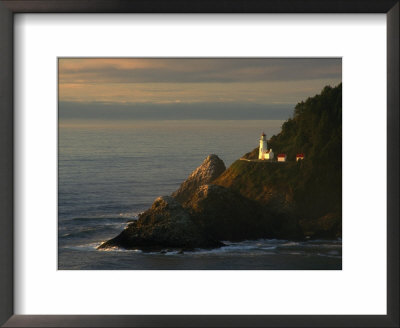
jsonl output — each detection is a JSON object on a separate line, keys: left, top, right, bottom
{"left": 58, "top": 119, "right": 342, "bottom": 270}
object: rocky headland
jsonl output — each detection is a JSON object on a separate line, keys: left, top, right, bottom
{"left": 99, "top": 154, "right": 232, "bottom": 251}
{"left": 98, "top": 84, "right": 342, "bottom": 251}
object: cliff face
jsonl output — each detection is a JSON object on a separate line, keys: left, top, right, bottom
{"left": 183, "top": 184, "right": 273, "bottom": 241}
{"left": 213, "top": 160, "right": 296, "bottom": 214}
{"left": 213, "top": 160, "right": 341, "bottom": 239}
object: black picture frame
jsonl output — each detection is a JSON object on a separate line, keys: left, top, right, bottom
{"left": 0, "top": 1, "right": 398, "bottom": 327}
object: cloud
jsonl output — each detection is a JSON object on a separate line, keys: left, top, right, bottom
{"left": 59, "top": 79, "right": 342, "bottom": 104}
{"left": 59, "top": 58, "right": 341, "bottom": 84}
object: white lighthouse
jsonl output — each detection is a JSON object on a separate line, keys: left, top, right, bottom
{"left": 258, "top": 132, "right": 274, "bottom": 160}
{"left": 259, "top": 133, "right": 267, "bottom": 159}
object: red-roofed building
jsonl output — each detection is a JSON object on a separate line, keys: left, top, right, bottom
{"left": 277, "top": 154, "right": 287, "bottom": 162}
{"left": 296, "top": 153, "right": 305, "bottom": 161}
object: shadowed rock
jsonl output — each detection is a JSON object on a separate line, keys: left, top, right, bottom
{"left": 299, "top": 212, "right": 342, "bottom": 239}
{"left": 183, "top": 184, "right": 273, "bottom": 241}
{"left": 98, "top": 196, "right": 222, "bottom": 251}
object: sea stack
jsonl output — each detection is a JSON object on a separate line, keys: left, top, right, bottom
{"left": 172, "top": 154, "right": 226, "bottom": 204}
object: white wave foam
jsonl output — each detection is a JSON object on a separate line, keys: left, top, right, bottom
{"left": 96, "top": 241, "right": 142, "bottom": 253}
{"left": 280, "top": 242, "right": 300, "bottom": 247}
{"left": 117, "top": 211, "right": 141, "bottom": 219}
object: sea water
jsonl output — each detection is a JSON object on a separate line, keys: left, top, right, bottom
{"left": 58, "top": 120, "right": 342, "bottom": 270}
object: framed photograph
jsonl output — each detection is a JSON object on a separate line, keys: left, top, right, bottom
{"left": 58, "top": 57, "right": 343, "bottom": 271}
{"left": 0, "top": 1, "right": 398, "bottom": 327}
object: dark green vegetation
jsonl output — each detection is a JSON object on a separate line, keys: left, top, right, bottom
{"left": 99, "top": 85, "right": 342, "bottom": 251}
{"left": 217, "top": 84, "right": 342, "bottom": 238}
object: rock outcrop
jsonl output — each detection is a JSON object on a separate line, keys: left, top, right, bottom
{"left": 172, "top": 154, "right": 226, "bottom": 204}
{"left": 98, "top": 196, "right": 222, "bottom": 251}
{"left": 213, "top": 160, "right": 297, "bottom": 216}
{"left": 299, "top": 212, "right": 342, "bottom": 239}
{"left": 99, "top": 153, "right": 305, "bottom": 251}
{"left": 99, "top": 155, "right": 227, "bottom": 251}
{"left": 183, "top": 184, "right": 270, "bottom": 241}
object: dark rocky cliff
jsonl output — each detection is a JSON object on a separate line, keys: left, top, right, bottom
{"left": 213, "top": 160, "right": 341, "bottom": 239}
{"left": 98, "top": 195, "right": 223, "bottom": 251}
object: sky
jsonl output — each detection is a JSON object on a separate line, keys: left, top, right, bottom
{"left": 59, "top": 58, "right": 341, "bottom": 120}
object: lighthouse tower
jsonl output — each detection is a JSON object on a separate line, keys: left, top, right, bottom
{"left": 258, "top": 132, "right": 274, "bottom": 160}
{"left": 259, "top": 133, "right": 267, "bottom": 159}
